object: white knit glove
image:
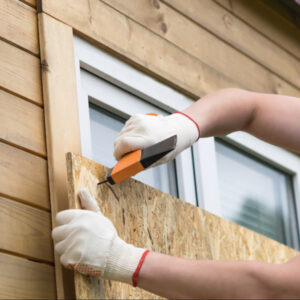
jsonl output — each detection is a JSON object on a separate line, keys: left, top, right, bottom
{"left": 52, "top": 188, "right": 148, "bottom": 285}
{"left": 114, "top": 113, "right": 200, "bottom": 167}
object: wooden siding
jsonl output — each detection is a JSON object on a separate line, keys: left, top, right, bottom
{"left": 0, "top": 252, "right": 56, "bottom": 299}
{"left": 40, "top": 0, "right": 300, "bottom": 98}
{"left": 0, "top": 142, "right": 49, "bottom": 209}
{"left": 215, "top": 0, "right": 300, "bottom": 60}
{"left": 0, "top": 39, "right": 42, "bottom": 105}
{"left": 0, "top": 196, "right": 53, "bottom": 262}
{"left": 0, "top": 0, "right": 39, "bottom": 55}
{"left": 105, "top": 0, "right": 300, "bottom": 90}
{"left": 0, "top": 89, "right": 46, "bottom": 156}
{"left": 34, "top": 0, "right": 300, "bottom": 298}
{"left": 0, "top": 1, "right": 56, "bottom": 298}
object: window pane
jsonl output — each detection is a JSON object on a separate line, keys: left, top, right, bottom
{"left": 89, "top": 103, "right": 178, "bottom": 196}
{"left": 215, "top": 139, "right": 297, "bottom": 247}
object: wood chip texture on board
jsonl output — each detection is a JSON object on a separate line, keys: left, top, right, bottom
{"left": 66, "top": 153, "right": 298, "bottom": 299}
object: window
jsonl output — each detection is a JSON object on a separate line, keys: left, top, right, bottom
{"left": 215, "top": 139, "right": 298, "bottom": 247}
{"left": 74, "top": 36, "right": 300, "bottom": 249}
{"left": 88, "top": 97, "right": 178, "bottom": 196}
{"left": 74, "top": 37, "right": 198, "bottom": 205}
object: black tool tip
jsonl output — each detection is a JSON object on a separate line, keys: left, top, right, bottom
{"left": 97, "top": 179, "right": 109, "bottom": 185}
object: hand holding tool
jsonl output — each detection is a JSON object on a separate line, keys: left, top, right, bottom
{"left": 113, "top": 112, "right": 200, "bottom": 169}
{"left": 98, "top": 135, "right": 177, "bottom": 185}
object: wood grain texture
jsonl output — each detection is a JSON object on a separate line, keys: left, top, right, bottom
{"left": 162, "top": 0, "right": 300, "bottom": 89}
{"left": 104, "top": 0, "right": 300, "bottom": 94}
{"left": 0, "top": 252, "right": 56, "bottom": 299}
{"left": 0, "top": 0, "right": 38, "bottom": 55}
{"left": 0, "top": 39, "right": 42, "bottom": 105}
{"left": 41, "top": 0, "right": 241, "bottom": 98}
{"left": 215, "top": 0, "right": 300, "bottom": 60}
{"left": 0, "top": 89, "right": 46, "bottom": 156}
{"left": 0, "top": 142, "right": 49, "bottom": 209}
{"left": 38, "top": 12, "right": 81, "bottom": 299}
{"left": 0, "top": 197, "right": 53, "bottom": 262}
{"left": 66, "top": 153, "right": 299, "bottom": 299}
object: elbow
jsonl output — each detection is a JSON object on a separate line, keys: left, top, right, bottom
{"left": 247, "top": 263, "right": 300, "bottom": 299}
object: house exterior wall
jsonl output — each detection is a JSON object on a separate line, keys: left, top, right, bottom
{"left": 0, "top": 0, "right": 299, "bottom": 298}
{"left": 0, "top": 0, "right": 56, "bottom": 298}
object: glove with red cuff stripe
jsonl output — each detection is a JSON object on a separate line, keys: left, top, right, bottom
{"left": 113, "top": 112, "right": 201, "bottom": 167}
{"left": 52, "top": 188, "right": 149, "bottom": 286}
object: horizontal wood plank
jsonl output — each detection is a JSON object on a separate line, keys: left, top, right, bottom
{"left": 41, "top": 0, "right": 241, "bottom": 98}
{"left": 0, "top": 39, "right": 42, "bottom": 105}
{"left": 0, "top": 142, "right": 50, "bottom": 209}
{"left": 103, "top": 0, "right": 300, "bottom": 97}
{"left": 0, "top": 89, "right": 46, "bottom": 156}
{"left": 0, "top": 197, "right": 53, "bottom": 262}
{"left": 215, "top": 0, "right": 300, "bottom": 60}
{"left": 0, "top": 0, "right": 38, "bottom": 55}
{"left": 0, "top": 252, "right": 56, "bottom": 299}
{"left": 161, "top": 0, "right": 300, "bottom": 89}
{"left": 42, "top": 0, "right": 300, "bottom": 97}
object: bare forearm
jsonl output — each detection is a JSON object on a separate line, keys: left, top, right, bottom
{"left": 138, "top": 252, "right": 285, "bottom": 299}
{"left": 183, "top": 88, "right": 300, "bottom": 152}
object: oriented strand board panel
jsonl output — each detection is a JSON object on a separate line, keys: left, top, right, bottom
{"left": 0, "top": 0, "right": 38, "bottom": 55}
{"left": 0, "top": 197, "right": 53, "bottom": 262}
{"left": 0, "top": 142, "right": 50, "bottom": 209}
{"left": 0, "top": 89, "right": 46, "bottom": 157}
{"left": 0, "top": 39, "right": 42, "bottom": 105}
{"left": 66, "top": 153, "right": 298, "bottom": 299}
{"left": 215, "top": 0, "right": 300, "bottom": 60}
{"left": 40, "top": 0, "right": 241, "bottom": 98}
{"left": 0, "top": 252, "right": 56, "bottom": 299}
{"left": 103, "top": 0, "right": 300, "bottom": 92}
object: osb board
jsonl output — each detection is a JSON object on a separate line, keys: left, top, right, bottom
{"left": 66, "top": 153, "right": 298, "bottom": 299}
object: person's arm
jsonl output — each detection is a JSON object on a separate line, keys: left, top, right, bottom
{"left": 183, "top": 88, "right": 300, "bottom": 153}
{"left": 139, "top": 252, "right": 300, "bottom": 299}
{"left": 113, "top": 89, "right": 300, "bottom": 167}
{"left": 52, "top": 189, "right": 300, "bottom": 299}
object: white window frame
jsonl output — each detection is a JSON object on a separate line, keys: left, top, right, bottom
{"left": 73, "top": 36, "right": 197, "bottom": 205}
{"left": 74, "top": 36, "right": 300, "bottom": 247}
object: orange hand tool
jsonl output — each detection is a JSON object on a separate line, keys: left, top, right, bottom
{"left": 98, "top": 134, "right": 177, "bottom": 185}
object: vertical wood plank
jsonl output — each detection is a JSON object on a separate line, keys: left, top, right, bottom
{"left": 38, "top": 12, "right": 81, "bottom": 299}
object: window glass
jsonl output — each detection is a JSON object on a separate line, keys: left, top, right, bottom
{"left": 89, "top": 103, "right": 178, "bottom": 196}
{"left": 215, "top": 139, "right": 298, "bottom": 247}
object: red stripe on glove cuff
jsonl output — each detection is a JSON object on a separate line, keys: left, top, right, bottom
{"left": 174, "top": 112, "right": 201, "bottom": 141}
{"left": 132, "top": 250, "right": 150, "bottom": 287}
